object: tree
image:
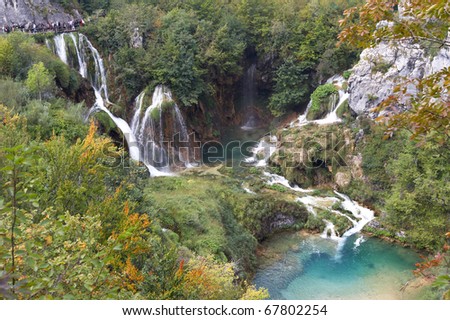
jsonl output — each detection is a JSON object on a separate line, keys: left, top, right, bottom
{"left": 268, "top": 58, "right": 309, "bottom": 116}
{"left": 25, "top": 62, "right": 54, "bottom": 101}
{"left": 0, "top": 37, "right": 14, "bottom": 76}
{"left": 339, "top": 0, "right": 450, "bottom": 142}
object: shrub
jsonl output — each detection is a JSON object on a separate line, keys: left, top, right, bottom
{"left": 307, "top": 83, "right": 338, "bottom": 120}
{"left": 343, "top": 70, "right": 352, "bottom": 80}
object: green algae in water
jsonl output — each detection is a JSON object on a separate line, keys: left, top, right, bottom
{"left": 254, "top": 233, "right": 421, "bottom": 300}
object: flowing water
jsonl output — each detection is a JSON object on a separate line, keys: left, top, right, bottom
{"left": 241, "top": 64, "right": 258, "bottom": 130}
{"left": 254, "top": 232, "right": 421, "bottom": 300}
{"left": 51, "top": 35, "right": 423, "bottom": 299}
{"left": 291, "top": 75, "right": 349, "bottom": 127}
{"left": 131, "top": 85, "right": 192, "bottom": 170}
{"left": 51, "top": 33, "right": 191, "bottom": 175}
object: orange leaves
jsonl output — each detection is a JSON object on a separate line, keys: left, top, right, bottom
{"left": 80, "top": 120, "right": 116, "bottom": 164}
{"left": 414, "top": 254, "right": 444, "bottom": 277}
{"left": 123, "top": 257, "right": 144, "bottom": 292}
{"left": 338, "top": 0, "right": 397, "bottom": 47}
{"left": 176, "top": 259, "right": 185, "bottom": 279}
{"left": 373, "top": 67, "right": 450, "bottom": 142}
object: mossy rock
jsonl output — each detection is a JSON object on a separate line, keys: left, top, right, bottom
{"left": 307, "top": 84, "right": 339, "bottom": 121}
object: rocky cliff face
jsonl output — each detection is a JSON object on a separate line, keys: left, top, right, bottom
{"left": 0, "top": 0, "right": 78, "bottom": 25}
{"left": 348, "top": 40, "right": 450, "bottom": 115}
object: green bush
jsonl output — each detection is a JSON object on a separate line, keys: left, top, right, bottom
{"left": 343, "top": 70, "right": 352, "bottom": 80}
{"left": 307, "top": 83, "right": 338, "bottom": 120}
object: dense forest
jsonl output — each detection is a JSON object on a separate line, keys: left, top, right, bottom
{"left": 0, "top": 0, "right": 449, "bottom": 299}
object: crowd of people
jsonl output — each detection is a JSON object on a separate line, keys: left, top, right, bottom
{"left": 1, "top": 19, "right": 85, "bottom": 34}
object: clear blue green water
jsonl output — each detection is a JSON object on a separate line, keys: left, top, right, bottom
{"left": 254, "top": 232, "right": 421, "bottom": 299}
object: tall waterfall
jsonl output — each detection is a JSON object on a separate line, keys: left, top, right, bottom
{"left": 241, "top": 64, "right": 258, "bottom": 130}
{"left": 54, "top": 34, "right": 68, "bottom": 65}
{"left": 51, "top": 33, "right": 192, "bottom": 176}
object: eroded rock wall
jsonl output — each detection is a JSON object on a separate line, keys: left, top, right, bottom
{"left": 348, "top": 40, "right": 450, "bottom": 115}
{"left": 0, "top": 0, "right": 78, "bottom": 25}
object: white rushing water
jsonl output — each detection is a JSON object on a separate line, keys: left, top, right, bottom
{"left": 54, "top": 34, "right": 68, "bottom": 65}
{"left": 244, "top": 134, "right": 278, "bottom": 167}
{"left": 263, "top": 172, "right": 313, "bottom": 193}
{"left": 296, "top": 192, "right": 375, "bottom": 259}
{"left": 131, "top": 85, "right": 192, "bottom": 170}
{"left": 290, "top": 75, "right": 349, "bottom": 127}
{"left": 52, "top": 33, "right": 171, "bottom": 176}
{"left": 241, "top": 64, "right": 258, "bottom": 130}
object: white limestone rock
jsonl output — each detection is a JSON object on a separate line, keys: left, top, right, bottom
{"left": 348, "top": 40, "right": 450, "bottom": 115}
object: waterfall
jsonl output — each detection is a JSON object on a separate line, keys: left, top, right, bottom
{"left": 263, "top": 172, "right": 313, "bottom": 193}
{"left": 290, "top": 75, "right": 349, "bottom": 127}
{"left": 69, "top": 33, "right": 87, "bottom": 78}
{"left": 45, "top": 39, "right": 52, "bottom": 51}
{"left": 244, "top": 134, "right": 277, "bottom": 166}
{"left": 131, "top": 85, "right": 192, "bottom": 169}
{"left": 241, "top": 64, "right": 258, "bottom": 130}
{"left": 131, "top": 92, "right": 145, "bottom": 135}
{"left": 50, "top": 33, "right": 171, "bottom": 176}
{"left": 296, "top": 191, "right": 375, "bottom": 259}
{"left": 54, "top": 34, "right": 68, "bottom": 65}
{"left": 255, "top": 161, "right": 374, "bottom": 257}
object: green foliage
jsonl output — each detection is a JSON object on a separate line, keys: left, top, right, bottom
{"left": 25, "top": 62, "right": 55, "bottom": 100}
{"left": 265, "top": 184, "right": 287, "bottom": 193}
{"left": 0, "top": 78, "right": 29, "bottom": 110}
{"left": 82, "top": 0, "right": 360, "bottom": 112}
{"left": 339, "top": 0, "right": 450, "bottom": 142}
{"left": 308, "top": 83, "right": 338, "bottom": 120}
{"left": 144, "top": 176, "right": 259, "bottom": 272}
{"left": 348, "top": 124, "right": 449, "bottom": 251}
{"left": 384, "top": 140, "right": 450, "bottom": 251}
{"left": 155, "top": 9, "right": 205, "bottom": 106}
{"left": 360, "top": 126, "right": 408, "bottom": 195}
{"left": 0, "top": 36, "right": 14, "bottom": 76}
{"left": 0, "top": 116, "right": 266, "bottom": 299}
{"left": 304, "top": 214, "right": 326, "bottom": 232}
{"left": 342, "top": 70, "right": 352, "bottom": 80}
{"left": 268, "top": 58, "right": 309, "bottom": 116}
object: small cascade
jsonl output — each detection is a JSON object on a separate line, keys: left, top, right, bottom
{"left": 290, "top": 75, "right": 349, "bottom": 127}
{"left": 241, "top": 64, "right": 258, "bottom": 130}
{"left": 45, "top": 39, "right": 52, "bottom": 51}
{"left": 296, "top": 191, "right": 375, "bottom": 259}
{"left": 353, "top": 235, "right": 366, "bottom": 249}
{"left": 263, "top": 172, "right": 313, "bottom": 193}
{"left": 131, "top": 92, "right": 145, "bottom": 134}
{"left": 242, "top": 184, "right": 256, "bottom": 195}
{"left": 321, "top": 220, "right": 341, "bottom": 241}
{"left": 244, "top": 134, "right": 278, "bottom": 166}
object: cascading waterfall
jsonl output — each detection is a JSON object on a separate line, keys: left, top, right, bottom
{"left": 131, "top": 85, "right": 192, "bottom": 170}
{"left": 69, "top": 33, "right": 87, "bottom": 78}
{"left": 51, "top": 33, "right": 175, "bottom": 176}
{"left": 296, "top": 191, "right": 374, "bottom": 259}
{"left": 261, "top": 167, "right": 375, "bottom": 258}
{"left": 244, "top": 87, "right": 374, "bottom": 257}
{"left": 290, "top": 75, "right": 349, "bottom": 127}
